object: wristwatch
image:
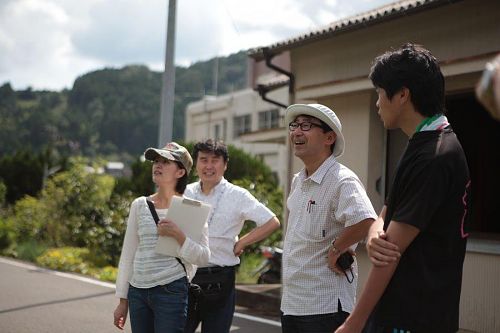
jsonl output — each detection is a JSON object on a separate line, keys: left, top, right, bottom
{"left": 330, "top": 239, "right": 341, "bottom": 256}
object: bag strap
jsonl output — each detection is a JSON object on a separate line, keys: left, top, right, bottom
{"left": 146, "top": 198, "right": 188, "bottom": 276}
{"left": 146, "top": 199, "right": 160, "bottom": 224}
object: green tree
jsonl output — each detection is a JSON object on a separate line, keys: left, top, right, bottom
{"left": 112, "top": 144, "right": 283, "bottom": 251}
{"left": 10, "top": 159, "right": 131, "bottom": 265}
{"left": 115, "top": 143, "right": 279, "bottom": 197}
{"left": 233, "top": 177, "right": 283, "bottom": 252}
{"left": 0, "top": 150, "right": 44, "bottom": 204}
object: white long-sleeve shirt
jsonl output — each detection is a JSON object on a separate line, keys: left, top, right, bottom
{"left": 115, "top": 196, "right": 210, "bottom": 299}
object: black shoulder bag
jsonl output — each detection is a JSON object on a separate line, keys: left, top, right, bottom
{"left": 146, "top": 199, "right": 202, "bottom": 308}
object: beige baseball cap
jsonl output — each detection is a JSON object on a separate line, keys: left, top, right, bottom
{"left": 144, "top": 142, "right": 193, "bottom": 174}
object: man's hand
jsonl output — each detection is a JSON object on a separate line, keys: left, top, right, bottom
{"left": 334, "top": 320, "right": 363, "bottom": 333}
{"left": 327, "top": 246, "right": 355, "bottom": 274}
{"left": 366, "top": 230, "right": 400, "bottom": 266}
{"left": 233, "top": 240, "right": 246, "bottom": 257}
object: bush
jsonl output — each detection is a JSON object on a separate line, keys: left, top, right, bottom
{"left": 233, "top": 177, "right": 283, "bottom": 252}
{"left": 36, "top": 247, "right": 91, "bottom": 274}
{"left": 0, "top": 181, "right": 6, "bottom": 206}
{"left": 11, "top": 196, "right": 46, "bottom": 244}
{"left": 236, "top": 252, "right": 262, "bottom": 284}
{"left": 93, "top": 265, "right": 118, "bottom": 282}
{"left": 15, "top": 240, "right": 48, "bottom": 262}
{"left": 35, "top": 247, "right": 118, "bottom": 282}
{"left": 0, "top": 217, "right": 16, "bottom": 251}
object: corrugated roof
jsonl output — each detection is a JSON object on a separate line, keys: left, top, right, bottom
{"left": 248, "top": 0, "right": 464, "bottom": 60}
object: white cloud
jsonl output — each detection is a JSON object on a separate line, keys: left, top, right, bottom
{"left": 0, "top": 0, "right": 394, "bottom": 90}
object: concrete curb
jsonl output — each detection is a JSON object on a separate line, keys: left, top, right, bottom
{"left": 235, "top": 284, "right": 281, "bottom": 315}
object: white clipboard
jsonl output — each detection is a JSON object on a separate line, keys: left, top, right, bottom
{"left": 155, "top": 196, "right": 211, "bottom": 257}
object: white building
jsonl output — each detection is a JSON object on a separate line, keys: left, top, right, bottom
{"left": 185, "top": 86, "right": 289, "bottom": 186}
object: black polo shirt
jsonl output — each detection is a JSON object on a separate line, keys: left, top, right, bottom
{"left": 372, "top": 127, "right": 470, "bottom": 333}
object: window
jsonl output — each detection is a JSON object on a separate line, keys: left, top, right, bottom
{"left": 214, "top": 124, "right": 221, "bottom": 140}
{"left": 258, "top": 109, "right": 280, "bottom": 130}
{"left": 233, "top": 115, "right": 251, "bottom": 138}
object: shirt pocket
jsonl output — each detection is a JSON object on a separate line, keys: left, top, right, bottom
{"left": 299, "top": 204, "right": 330, "bottom": 242}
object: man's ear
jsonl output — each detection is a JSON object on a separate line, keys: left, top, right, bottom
{"left": 326, "top": 131, "right": 337, "bottom": 145}
{"left": 399, "top": 87, "right": 411, "bottom": 105}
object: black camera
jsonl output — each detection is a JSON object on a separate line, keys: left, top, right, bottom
{"left": 336, "top": 251, "right": 354, "bottom": 271}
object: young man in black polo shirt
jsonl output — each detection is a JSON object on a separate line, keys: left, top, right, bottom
{"left": 335, "top": 43, "right": 471, "bottom": 333}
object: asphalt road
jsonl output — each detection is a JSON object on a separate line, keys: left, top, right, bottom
{"left": 0, "top": 257, "right": 281, "bottom": 333}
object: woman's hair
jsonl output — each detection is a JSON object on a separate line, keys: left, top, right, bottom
{"left": 174, "top": 161, "right": 188, "bottom": 194}
{"left": 192, "top": 139, "right": 229, "bottom": 163}
{"left": 369, "top": 43, "right": 445, "bottom": 117}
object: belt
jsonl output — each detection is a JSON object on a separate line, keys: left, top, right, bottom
{"left": 196, "top": 266, "right": 236, "bottom": 275}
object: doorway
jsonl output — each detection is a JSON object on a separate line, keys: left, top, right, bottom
{"left": 446, "top": 92, "right": 500, "bottom": 235}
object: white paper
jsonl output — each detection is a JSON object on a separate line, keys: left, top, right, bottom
{"left": 155, "top": 196, "right": 211, "bottom": 256}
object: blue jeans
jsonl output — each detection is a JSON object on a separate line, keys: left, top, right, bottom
{"left": 128, "top": 277, "right": 188, "bottom": 333}
{"left": 184, "top": 266, "right": 236, "bottom": 333}
{"left": 281, "top": 311, "right": 350, "bottom": 333}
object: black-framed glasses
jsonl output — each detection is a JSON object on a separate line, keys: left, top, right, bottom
{"left": 288, "top": 121, "right": 323, "bottom": 132}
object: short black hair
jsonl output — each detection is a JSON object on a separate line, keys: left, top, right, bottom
{"left": 317, "top": 118, "right": 335, "bottom": 153}
{"left": 369, "top": 43, "right": 445, "bottom": 117}
{"left": 192, "top": 139, "right": 229, "bottom": 164}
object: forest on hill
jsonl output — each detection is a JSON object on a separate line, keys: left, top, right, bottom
{"left": 0, "top": 50, "right": 248, "bottom": 161}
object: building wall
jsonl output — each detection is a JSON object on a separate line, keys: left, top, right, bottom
{"left": 280, "top": 1, "right": 500, "bottom": 332}
{"left": 185, "top": 88, "right": 288, "bottom": 185}
{"left": 292, "top": 0, "right": 500, "bottom": 96}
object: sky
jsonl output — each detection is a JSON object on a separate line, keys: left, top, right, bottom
{"left": 0, "top": 0, "right": 394, "bottom": 91}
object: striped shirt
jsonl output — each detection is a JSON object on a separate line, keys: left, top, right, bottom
{"left": 115, "top": 196, "right": 210, "bottom": 299}
{"left": 281, "top": 155, "right": 377, "bottom": 315}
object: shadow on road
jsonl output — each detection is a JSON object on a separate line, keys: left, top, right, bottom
{"left": 0, "top": 291, "right": 114, "bottom": 314}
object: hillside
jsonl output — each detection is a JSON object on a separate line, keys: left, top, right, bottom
{"left": 0, "top": 51, "right": 248, "bottom": 160}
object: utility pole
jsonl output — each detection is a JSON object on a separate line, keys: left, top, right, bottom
{"left": 158, "top": 0, "right": 177, "bottom": 147}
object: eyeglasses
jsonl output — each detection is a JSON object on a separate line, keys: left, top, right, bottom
{"left": 288, "top": 121, "right": 324, "bottom": 132}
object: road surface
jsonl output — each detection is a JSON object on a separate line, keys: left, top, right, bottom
{"left": 0, "top": 257, "right": 281, "bottom": 333}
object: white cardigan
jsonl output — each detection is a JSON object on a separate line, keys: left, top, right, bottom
{"left": 115, "top": 196, "right": 210, "bottom": 299}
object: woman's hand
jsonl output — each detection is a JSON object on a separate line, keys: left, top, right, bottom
{"left": 366, "top": 230, "right": 400, "bottom": 266}
{"left": 158, "top": 219, "right": 186, "bottom": 246}
{"left": 113, "top": 299, "right": 128, "bottom": 330}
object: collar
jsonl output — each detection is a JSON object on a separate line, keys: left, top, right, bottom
{"left": 415, "top": 114, "right": 449, "bottom": 132}
{"left": 299, "top": 155, "right": 336, "bottom": 185}
{"left": 196, "top": 177, "right": 228, "bottom": 196}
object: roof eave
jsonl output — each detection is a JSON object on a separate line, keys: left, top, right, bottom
{"left": 248, "top": 0, "right": 464, "bottom": 61}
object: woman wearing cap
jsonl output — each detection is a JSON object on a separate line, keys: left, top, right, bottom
{"left": 113, "top": 142, "right": 210, "bottom": 333}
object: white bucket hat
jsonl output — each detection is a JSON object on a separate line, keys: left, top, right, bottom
{"left": 285, "top": 103, "right": 345, "bottom": 157}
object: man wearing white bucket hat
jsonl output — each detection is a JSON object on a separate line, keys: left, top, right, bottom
{"left": 280, "top": 103, "right": 377, "bottom": 333}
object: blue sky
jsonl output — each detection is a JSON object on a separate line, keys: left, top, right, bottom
{"left": 0, "top": 0, "right": 393, "bottom": 91}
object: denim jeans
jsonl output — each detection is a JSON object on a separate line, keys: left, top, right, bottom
{"left": 184, "top": 266, "right": 236, "bottom": 333}
{"left": 281, "top": 311, "right": 350, "bottom": 333}
{"left": 128, "top": 277, "right": 188, "bottom": 333}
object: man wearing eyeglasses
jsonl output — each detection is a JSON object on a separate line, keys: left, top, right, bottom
{"left": 280, "top": 104, "right": 377, "bottom": 333}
